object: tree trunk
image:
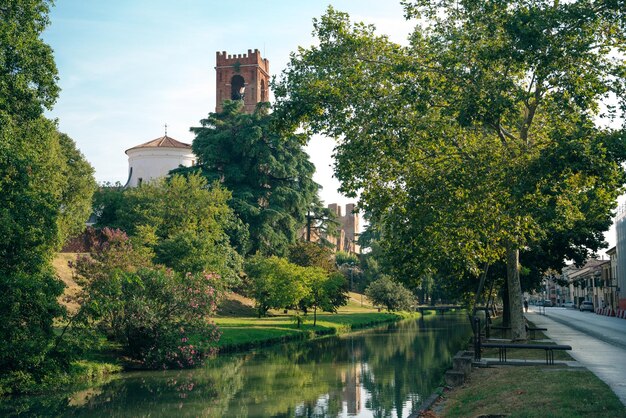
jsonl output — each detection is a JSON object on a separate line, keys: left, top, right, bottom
{"left": 472, "top": 263, "right": 489, "bottom": 317}
{"left": 506, "top": 245, "right": 526, "bottom": 340}
{"left": 313, "top": 306, "right": 317, "bottom": 326}
{"left": 502, "top": 276, "right": 510, "bottom": 327}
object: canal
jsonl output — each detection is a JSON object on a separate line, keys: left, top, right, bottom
{"left": 2, "top": 313, "right": 472, "bottom": 417}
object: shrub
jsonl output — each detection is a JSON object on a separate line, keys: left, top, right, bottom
{"left": 81, "top": 268, "right": 222, "bottom": 369}
{"left": 0, "top": 270, "right": 67, "bottom": 393}
{"left": 365, "top": 276, "right": 416, "bottom": 312}
{"left": 245, "top": 255, "right": 309, "bottom": 317}
{"left": 72, "top": 228, "right": 222, "bottom": 369}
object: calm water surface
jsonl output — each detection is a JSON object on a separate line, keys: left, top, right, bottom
{"left": 3, "top": 314, "right": 471, "bottom": 417}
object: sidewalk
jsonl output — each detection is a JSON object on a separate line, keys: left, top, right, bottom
{"left": 527, "top": 310, "right": 626, "bottom": 405}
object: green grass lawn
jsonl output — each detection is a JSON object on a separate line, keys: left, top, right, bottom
{"left": 214, "top": 301, "right": 417, "bottom": 351}
{"left": 440, "top": 365, "right": 626, "bottom": 418}
{"left": 437, "top": 315, "right": 625, "bottom": 417}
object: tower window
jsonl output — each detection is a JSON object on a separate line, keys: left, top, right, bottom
{"left": 231, "top": 75, "right": 245, "bottom": 100}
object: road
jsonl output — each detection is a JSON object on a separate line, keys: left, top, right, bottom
{"left": 527, "top": 306, "right": 626, "bottom": 405}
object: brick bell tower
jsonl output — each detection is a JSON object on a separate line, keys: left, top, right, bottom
{"left": 215, "top": 49, "right": 270, "bottom": 114}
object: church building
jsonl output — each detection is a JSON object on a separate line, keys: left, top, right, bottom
{"left": 124, "top": 131, "right": 194, "bottom": 187}
{"left": 124, "top": 49, "right": 270, "bottom": 187}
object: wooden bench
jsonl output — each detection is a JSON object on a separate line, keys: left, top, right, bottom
{"left": 481, "top": 342, "right": 572, "bottom": 365}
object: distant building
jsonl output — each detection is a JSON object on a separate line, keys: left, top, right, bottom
{"left": 616, "top": 205, "right": 626, "bottom": 309}
{"left": 124, "top": 48, "right": 270, "bottom": 188}
{"left": 124, "top": 135, "right": 194, "bottom": 187}
{"left": 326, "top": 203, "right": 360, "bottom": 254}
{"left": 300, "top": 203, "right": 361, "bottom": 254}
{"left": 565, "top": 258, "right": 610, "bottom": 309}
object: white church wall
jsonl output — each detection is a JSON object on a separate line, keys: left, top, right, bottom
{"left": 126, "top": 148, "right": 195, "bottom": 187}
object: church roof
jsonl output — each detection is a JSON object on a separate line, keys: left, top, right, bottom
{"left": 125, "top": 135, "right": 191, "bottom": 154}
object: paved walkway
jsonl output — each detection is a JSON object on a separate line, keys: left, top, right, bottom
{"left": 527, "top": 307, "right": 626, "bottom": 405}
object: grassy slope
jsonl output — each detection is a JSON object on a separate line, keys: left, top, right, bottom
{"left": 53, "top": 253, "right": 83, "bottom": 313}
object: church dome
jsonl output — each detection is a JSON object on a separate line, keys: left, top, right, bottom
{"left": 125, "top": 135, "right": 195, "bottom": 187}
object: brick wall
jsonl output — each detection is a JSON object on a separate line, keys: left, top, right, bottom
{"left": 215, "top": 49, "right": 270, "bottom": 113}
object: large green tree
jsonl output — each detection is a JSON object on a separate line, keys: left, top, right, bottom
{"left": 245, "top": 255, "right": 310, "bottom": 317}
{"left": 94, "top": 174, "right": 243, "bottom": 285}
{"left": 0, "top": 0, "right": 96, "bottom": 392}
{"left": 275, "top": 4, "right": 626, "bottom": 339}
{"left": 182, "top": 100, "right": 320, "bottom": 257}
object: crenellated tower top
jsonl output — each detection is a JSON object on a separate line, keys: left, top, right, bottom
{"left": 215, "top": 49, "right": 270, "bottom": 113}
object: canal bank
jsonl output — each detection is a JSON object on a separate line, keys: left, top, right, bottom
{"left": 215, "top": 310, "right": 419, "bottom": 353}
{"left": 426, "top": 314, "right": 626, "bottom": 418}
{"left": 1, "top": 314, "right": 472, "bottom": 417}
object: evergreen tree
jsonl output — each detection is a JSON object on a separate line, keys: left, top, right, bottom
{"left": 185, "top": 101, "right": 320, "bottom": 256}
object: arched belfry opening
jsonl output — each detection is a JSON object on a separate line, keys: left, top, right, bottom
{"left": 215, "top": 49, "right": 270, "bottom": 113}
{"left": 231, "top": 75, "right": 245, "bottom": 100}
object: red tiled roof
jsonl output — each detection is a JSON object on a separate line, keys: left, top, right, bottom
{"left": 125, "top": 135, "right": 191, "bottom": 154}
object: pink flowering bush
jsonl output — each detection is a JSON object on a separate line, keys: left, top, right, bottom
{"left": 127, "top": 270, "right": 222, "bottom": 368}
{"left": 73, "top": 229, "right": 223, "bottom": 369}
{"left": 85, "top": 268, "right": 222, "bottom": 368}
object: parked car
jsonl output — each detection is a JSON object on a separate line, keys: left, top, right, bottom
{"left": 563, "top": 301, "right": 575, "bottom": 308}
{"left": 580, "top": 301, "right": 594, "bottom": 312}
{"left": 542, "top": 300, "right": 553, "bottom": 307}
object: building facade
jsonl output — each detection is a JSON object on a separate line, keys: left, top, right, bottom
{"left": 564, "top": 258, "right": 612, "bottom": 309}
{"left": 617, "top": 205, "right": 626, "bottom": 309}
{"left": 326, "top": 203, "right": 360, "bottom": 254}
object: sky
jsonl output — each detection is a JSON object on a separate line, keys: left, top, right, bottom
{"left": 42, "top": 0, "right": 415, "bottom": 207}
{"left": 42, "top": 0, "right": 624, "bottom": 252}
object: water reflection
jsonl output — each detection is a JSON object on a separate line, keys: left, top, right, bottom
{"left": 1, "top": 314, "right": 471, "bottom": 417}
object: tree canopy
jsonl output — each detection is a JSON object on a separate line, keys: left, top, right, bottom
{"left": 93, "top": 174, "right": 243, "bottom": 285}
{"left": 0, "top": 0, "right": 58, "bottom": 119}
{"left": 71, "top": 229, "right": 222, "bottom": 369}
{"left": 365, "top": 276, "right": 416, "bottom": 312}
{"left": 56, "top": 132, "right": 98, "bottom": 244}
{"left": 0, "top": 0, "right": 97, "bottom": 392}
{"left": 245, "top": 254, "right": 347, "bottom": 320}
{"left": 180, "top": 100, "right": 320, "bottom": 257}
{"left": 274, "top": 3, "right": 626, "bottom": 338}
{"left": 288, "top": 240, "right": 336, "bottom": 272}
